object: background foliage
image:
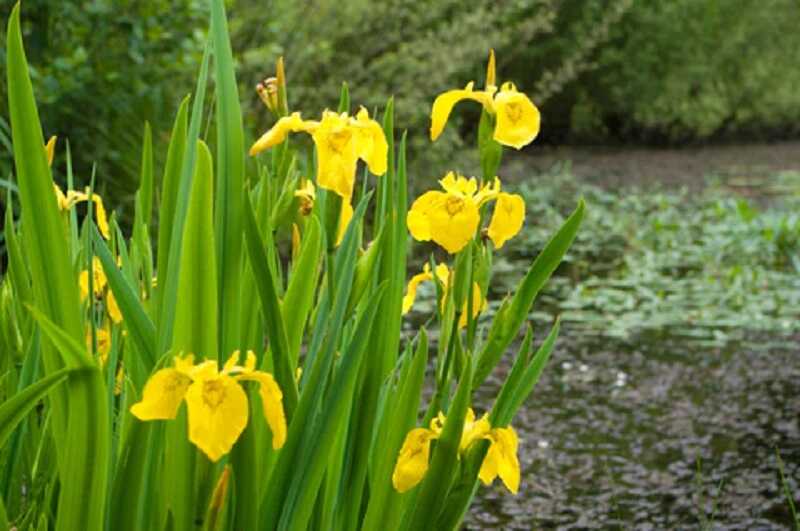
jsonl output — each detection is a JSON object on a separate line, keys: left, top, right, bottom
{"left": 2, "top": 0, "right": 800, "bottom": 207}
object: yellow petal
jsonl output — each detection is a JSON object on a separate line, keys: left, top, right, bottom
{"left": 473, "top": 177, "right": 501, "bottom": 206}
{"left": 185, "top": 375, "right": 249, "bottom": 462}
{"left": 90, "top": 193, "right": 111, "bottom": 240}
{"left": 457, "top": 282, "right": 486, "bottom": 329}
{"left": 430, "top": 82, "right": 494, "bottom": 141}
{"left": 130, "top": 367, "right": 192, "bottom": 420}
{"left": 238, "top": 371, "right": 287, "bottom": 449}
{"left": 487, "top": 192, "right": 525, "bottom": 249}
{"left": 45, "top": 136, "right": 57, "bottom": 167}
{"left": 427, "top": 195, "right": 480, "bottom": 254}
{"left": 106, "top": 290, "right": 123, "bottom": 323}
{"left": 313, "top": 111, "right": 360, "bottom": 199}
{"left": 460, "top": 409, "right": 491, "bottom": 451}
{"left": 492, "top": 82, "right": 540, "bottom": 149}
{"left": 336, "top": 199, "right": 354, "bottom": 246}
{"left": 392, "top": 428, "right": 437, "bottom": 493}
{"left": 79, "top": 257, "right": 107, "bottom": 301}
{"left": 479, "top": 426, "right": 520, "bottom": 494}
{"left": 353, "top": 107, "right": 388, "bottom": 176}
{"left": 249, "top": 112, "right": 317, "bottom": 156}
{"left": 402, "top": 264, "right": 433, "bottom": 314}
{"left": 439, "top": 171, "right": 478, "bottom": 197}
{"left": 53, "top": 184, "right": 69, "bottom": 210}
{"left": 86, "top": 325, "right": 112, "bottom": 366}
{"left": 406, "top": 191, "right": 443, "bottom": 243}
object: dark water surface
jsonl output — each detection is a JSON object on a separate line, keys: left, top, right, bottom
{"left": 465, "top": 331, "right": 800, "bottom": 529}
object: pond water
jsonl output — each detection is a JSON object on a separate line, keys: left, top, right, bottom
{"left": 465, "top": 329, "right": 800, "bottom": 529}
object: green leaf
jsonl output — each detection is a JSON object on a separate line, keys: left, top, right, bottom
{"left": 282, "top": 216, "right": 322, "bottom": 367}
{"left": 210, "top": 0, "right": 245, "bottom": 360}
{"left": 171, "top": 140, "right": 218, "bottom": 359}
{"left": 242, "top": 191, "right": 298, "bottom": 418}
{"left": 474, "top": 199, "right": 584, "bottom": 386}
{"left": 0, "top": 367, "right": 77, "bottom": 447}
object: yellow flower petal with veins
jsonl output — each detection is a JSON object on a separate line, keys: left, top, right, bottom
{"left": 249, "top": 112, "right": 318, "bottom": 156}
{"left": 492, "top": 82, "right": 540, "bottom": 150}
{"left": 353, "top": 107, "right": 388, "bottom": 176}
{"left": 479, "top": 426, "right": 520, "bottom": 493}
{"left": 439, "top": 171, "right": 478, "bottom": 197}
{"left": 487, "top": 192, "right": 525, "bottom": 249}
{"left": 313, "top": 111, "right": 360, "bottom": 199}
{"left": 392, "top": 428, "right": 438, "bottom": 493}
{"left": 430, "top": 82, "right": 494, "bottom": 141}
{"left": 185, "top": 373, "right": 249, "bottom": 462}
{"left": 130, "top": 364, "right": 193, "bottom": 420}
{"left": 407, "top": 190, "right": 479, "bottom": 254}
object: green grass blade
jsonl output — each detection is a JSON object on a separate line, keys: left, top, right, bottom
{"left": 474, "top": 199, "right": 584, "bottom": 387}
{"left": 210, "top": 0, "right": 246, "bottom": 360}
{"left": 134, "top": 122, "right": 154, "bottom": 232}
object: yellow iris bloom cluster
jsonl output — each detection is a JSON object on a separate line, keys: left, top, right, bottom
{"left": 407, "top": 172, "right": 525, "bottom": 254}
{"left": 249, "top": 108, "right": 387, "bottom": 240}
{"left": 131, "top": 350, "right": 287, "bottom": 462}
{"left": 392, "top": 408, "right": 520, "bottom": 494}
{"left": 79, "top": 257, "right": 122, "bottom": 364}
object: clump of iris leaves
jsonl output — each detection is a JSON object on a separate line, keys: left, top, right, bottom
{"left": 409, "top": 165, "right": 800, "bottom": 349}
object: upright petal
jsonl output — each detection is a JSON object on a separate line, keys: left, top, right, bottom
{"left": 460, "top": 408, "right": 491, "bottom": 451}
{"left": 185, "top": 375, "right": 249, "bottom": 462}
{"left": 238, "top": 371, "right": 287, "bottom": 449}
{"left": 249, "top": 112, "right": 318, "bottom": 156}
{"left": 45, "top": 136, "right": 57, "bottom": 166}
{"left": 392, "top": 428, "right": 437, "bottom": 493}
{"left": 492, "top": 83, "right": 540, "bottom": 149}
{"left": 402, "top": 264, "right": 433, "bottom": 314}
{"left": 487, "top": 192, "right": 525, "bottom": 249}
{"left": 130, "top": 367, "right": 192, "bottom": 420}
{"left": 430, "top": 82, "right": 494, "bottom": 141}
{"left": 313, "top": 112, "right": 359, "bottom": 199}
{"left": 439, "top": 172, "right": 478, "bottom": 198}
{"left": 354, "top": 107, "right": 388, "bottom": 176}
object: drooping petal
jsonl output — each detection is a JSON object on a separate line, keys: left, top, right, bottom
{"left": 492, "top": 82, "right": 540, "bottom": 149}
{"left": 406, "top": 191, "right": 443, "bottom": 243}
{"left": 392, "top": 428, "right": 437, "bottom": 493}
{"left": 457, "top": 282, "right": 486, "bottom": 329}
{"left": 353, "top": 107, "right": 388, "bottom": 176}
{"left": 424, "top": 194, "right": 480, "bottom": 254}
{"left": 106, "top": 290, "right": 123, "bottom": 323}
{"left": 487, "top": 192, "right": 525, "bottom": 249}
{"left": 336, "top": 199, "right": 354, "bottom": 246}
{"left": 479, "top": 426, "right": 520, "bottom": 494}
{"left": 130, "top": 367, "right": 192, "bottom": 420}
{"left": 430, "top": 82, "right": 494, "bottom": 141}
{"left": 89, "top": 193, "right": 111, "bottom": 240}
{"left": 402, "top": 264, "right": 433, "bottom": 314}
{"left": 249, "top": 112, "right": 318, "bottom": 156}
{"left": 185, "top": 374, "right": 249, "bottom": 462}
{"left": 45, "top": 136, "right": 56, "bottom": 166}
{"left": 313, "top": 112, "right": 360, "bottom": 199}
{"left": 238, "top": 371, "right": 287, "bottom": 449}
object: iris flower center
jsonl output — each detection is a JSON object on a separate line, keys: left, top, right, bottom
{"left": 202, "top": 380, "right": 227, "bottom": 409}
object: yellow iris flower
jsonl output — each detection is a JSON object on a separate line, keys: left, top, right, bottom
{"left": 249, "top": 108, "right": 388, "bottom": 200}
{"left": 402, "top": 262, "right": 485, "bottom": 328}
{"left": 46, "top": 136, "right": 111, "bottom": 239}
{"left": 130, "top": 350, "right": 287, "bottom": 462}
{"left": 430, "top": 58, "right": 541, "bottom": 149}
{"left": 407, "top": 172, "right": 525, "bottom": 253}
{"left": 86, "top": 324, "right": 112, "bottom": 365}
{"left": 392, "top": 408, "right": 520, "bottom": 494}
